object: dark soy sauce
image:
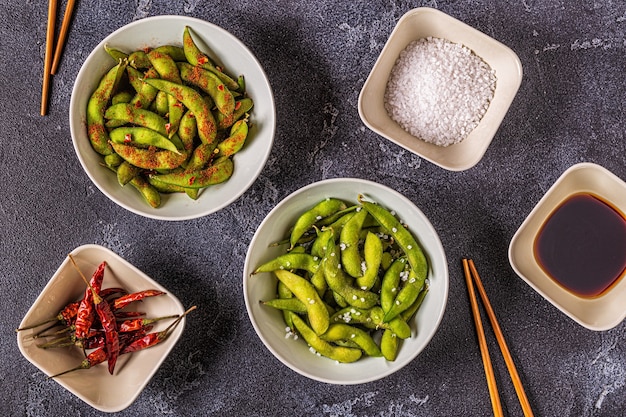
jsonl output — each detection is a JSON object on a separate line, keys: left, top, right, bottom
{"left": 534, "top": 193, "right": 626, "bottom": 298}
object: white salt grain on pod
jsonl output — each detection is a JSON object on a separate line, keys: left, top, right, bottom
{"left": 384, "top": 37, "right": 496, "bottom": 147}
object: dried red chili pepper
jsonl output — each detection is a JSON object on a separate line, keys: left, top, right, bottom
{"left": 118, "top": 314, "right": 179, "bottom": 333}
{"left": 73, "top": 261, "right": 106, "bottom": 341}
{"left": 100, "top": 287, "right": 127, "bottom": 299}
{"left": 48, "top": 347, "right": 108, "bottom": 378}
{"left": 112, "top": 289, "right": 165, "bottom": 310}
{"left": 122, "top": 306, "right": 195, "bottom": 354}
{"left": 70, "top": 256, "right": 120, "bottom": 375}
{"left": 16, "top": 301, "right": 80, "bottom": 332}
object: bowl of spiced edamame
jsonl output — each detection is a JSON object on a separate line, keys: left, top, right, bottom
{"left": 243, "top": 178, "right": 449, "bottom": 384}
{"left": 70, "top": 15, "right": 275, "bottom": 220}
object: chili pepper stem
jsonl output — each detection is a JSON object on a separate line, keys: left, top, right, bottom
{"left": 68, "top": 255, "right": 104, "bottom": 305}
{"left": 16, "top": 317, "right": 59, "bottom": 332}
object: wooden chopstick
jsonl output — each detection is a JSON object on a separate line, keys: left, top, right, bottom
{"left": 41, "top": 0, "right": 58, "bottom": 116}
{"left": 51, "top": 0, "right": 76, "bottom": 75}
{"left": 468, "top": 259, "right": 535, "bottom": 417}
{"left": 462, "top": 259, "right": 504, "bottom": 417}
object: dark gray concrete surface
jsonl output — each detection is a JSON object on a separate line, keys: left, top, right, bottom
{"left": 2, "top": 1, "right": 625, "bottom": 416}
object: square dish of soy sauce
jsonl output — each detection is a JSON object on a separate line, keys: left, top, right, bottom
{"left": 509, "top": 163, "right": 626, "bottom": 331}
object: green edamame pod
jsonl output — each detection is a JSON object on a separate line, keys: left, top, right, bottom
{"left": 116, "top": 161, "right": 141, "bottom": 186}
{"left": 87, "top": 61, "right": 127, "bottom": 155}
{"left": 147, "top": 175, "right": 187, "bottom": 193}
{"left": 215, "top": 97, "right": 254, "bottom": 130}
{"left": 262, "top": 298, "right": 308, "bottom": 314}
{"left": 153, "top": 90, "right": 169, "bottom": 116}
{"left": 253, "top": 253, "right": 320, "bottom": 275}
{"left": 104, "top": 45, "right": 128, "bottom": 62}
{"left": 110, "top": 141, "right": 186, "bottom": 170}
{"left": 128, "top": 174, "right": 161, "bottom": 208}
{"left": 178, "top": 62, "right": 235, "bottom": 117}
{"left": 355, "top": 231, "right": 383, "bottom": 290}
{"left": 217, "top": 119, "right": 248, "bottom": 158}
{"left": 182, "top": 26, "right": 240, "bottom": 91}
{"left": 148, "top": 49, "right": 182, "bottom": 84}
{"left": 380, "top": 257, "right": 408, "bottom": 314}
{"left": 339, "top": 209, "right": 368, "bottom": 278}
{"left": 103, "top": 153, "right": 123, "bottom": 167}
{"left": 150, "top": 157, "right": 233, "bottom": 189}
{"left": 109, "top": 127, "right": 180, "bottom": 153}
{"left": 380, "top": 329, "right": 399, "bottom": 361}
{"left": 290, "top": 198, "right": 347, "bottom": 249}
{"left": 359, "top": 196, "right": 428, "bottom": 281}
{"left": 105, "top": 103, "right": 168, "bottom": 134}
{"left": 111, "top": 90, "right": 133, "bottom": 105}
{"left": 145, "top": 78, "right": 217, "bottom": 145}
{"left": 383, "top": 268, "right": 426, "bottom": 322}
{"left": 274, "top": 269, "right": 329, "bottom": 335}
{"left": 278, "top": 281, "right": 295, "bottom": 331}
{"left": 291, "top": 315, "right": 361, "bottom": 363}
{"left": 153, "top": 45, "right": 186, "bottom": 62}
{"left": 178, "top": 110, "right": 197, "bottom": 153}
{"left": 128, "top": 50, "right": 151, "bottom": 69}
{"left": 167, "top": 94, "right": 184, "bottom": 138}
{"left": 321, "top": 324, "right": 382, "bottom": 357}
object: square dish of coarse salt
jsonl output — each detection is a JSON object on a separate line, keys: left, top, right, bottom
{"left": 358, "top": 7, "right": 523, "bottom": 171}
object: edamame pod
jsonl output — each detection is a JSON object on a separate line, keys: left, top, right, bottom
{"left": 321, "top": 324, "right": 382, "bottom": 357}
{"left": 116, "top": 161, "right": 141, "bottom": 186}
{"left": 105, "top": 103, "right": 168, "bottom": 135}
{"left": 217, "top": 119, "right": 248, "bottom": 158}
{"left": 383, "top": 269, "right": 425, "bottom": 322}
{"left": 182, "top": 26, "right": 241, "bottom": 91}
{"left": 339, "top": 209, "right": 367, "bottom": 278}
{"left": 215, "top": 97, "right": 254, "bottom": 130}
{"left": 110, "top": 141, "right": 186, "bottom": 170}
{"left": 150, "top": 157, "right": 233, "bottom": 189}
{"left": 178, "top": 62, "right": 235, "bottom": 117}
{"left": 291, "top": 315, "right": 361, "bottom": 363}
{"left": 355, "top": 231, "right": 383, "bottom": 290}
{"left": 87, "top": 61, "right": 127, "bottom": 155}
{"left": 109, "top": 127, "right": 180, "bottom": 153}
{"left": 290, "top": 198, "right": 347, "bottom": 249}
{"left": 274, "top": 269, "right": 329, "bottom": 335}
{"left": 262, "top": 298, "right": 308, "bottom": 314}
{"left": 380, "top": 257, "right": 408, "bottom": 314}
{"left": 253, "top": 253, "right": 320, "bottom": 275}
{"left": 360, "top": 197, "right": 428, "bottom": 280}
{"left": 380, "top": 329, "right": 399, "bottom": 361}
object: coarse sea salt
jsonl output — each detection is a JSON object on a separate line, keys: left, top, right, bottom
{"left": 384, "top": 37, "right": 496, "bottom": 147}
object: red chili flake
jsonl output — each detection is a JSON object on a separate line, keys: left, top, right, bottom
{"left": 124, "top": 134, "right": 132, "bottom": 143}
{"left": 134, "top": 101, "right": 142, "bottom": 108}
{"left": 217, "top": 84, "right": 224, "bottom": 92}
{"left": 188, "top": 176, "right": 196, "bottom": 186}
{"left": 165, "top": 123, "right": 172, "bottom": 134}
{"left": 174, "top": 102, "right": 183, "bottom": 108}
{"left": 197, "top": 56, "right": 208, "bottom": 65}
{"left": 235, "top": 101, "right": 242, "bottom": 110}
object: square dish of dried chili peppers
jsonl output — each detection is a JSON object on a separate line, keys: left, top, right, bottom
{"left": 16, "top": 244, "right": 191, "bottom": 413}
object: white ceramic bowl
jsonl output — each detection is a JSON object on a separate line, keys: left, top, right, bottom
{"left": 17, "top": 245, "right": 186, "bottom": 412}
{"left": 243, "top": 178, "right": 448, "bottom": 384}
{"left": 509, "top": 163, "right": 626, "bottom": 330}
{"left": 70, "top": 15, "right": 275, "bottom": 220}
{"left": 358, "top": 7, "right": 522, "bottom": 171}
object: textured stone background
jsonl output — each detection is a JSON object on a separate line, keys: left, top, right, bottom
{"left": 1, "top": 1, "right": 625, "bottom": 416}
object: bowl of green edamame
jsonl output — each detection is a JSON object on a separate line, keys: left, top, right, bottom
{"left": 244, "top": 178, "right": 448, "bottom": 384}
{"left": 70, "top": 15, "right": 275, "bottom": 220}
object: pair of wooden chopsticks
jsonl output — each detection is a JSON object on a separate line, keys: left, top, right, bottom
{"left": 462, "top": 258, "right": 534, "bottom": 417}
{"left": 41, "top": 0, "right": 77, "bottom": 116}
